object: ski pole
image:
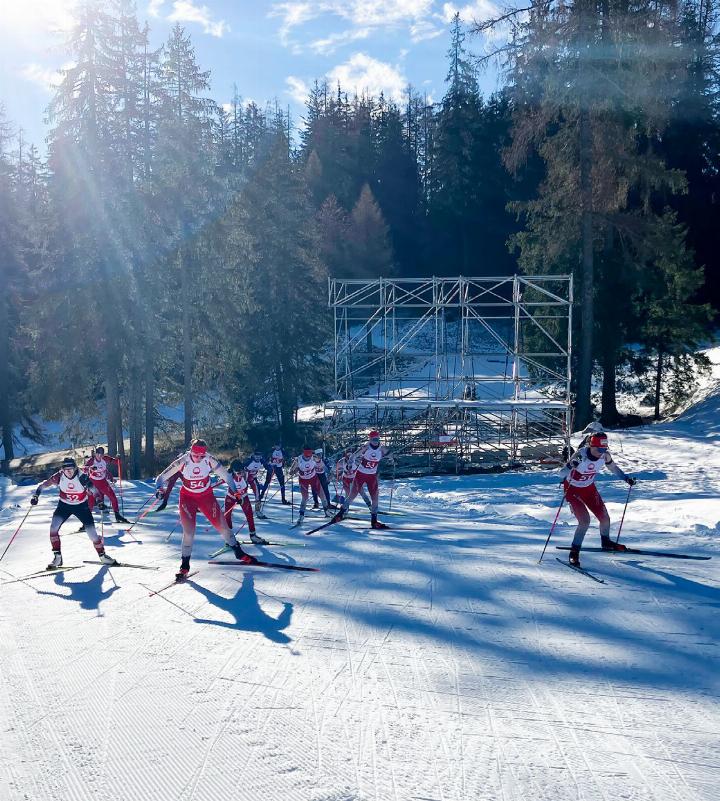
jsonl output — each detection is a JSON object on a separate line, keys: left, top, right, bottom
{"left": 0, "top": 507, "right": 32, "bottom": 565}
{"left": 615, "top": 484, "right": 633, "bottom": 544}
{"left": 539, "top": 490, "right": 567, "bottom": 563}
{"left": 291, "top": 474, "right": 294, "bottom": 524}
{"left": 126, "top": 492, "right": 161, "bottom": 533}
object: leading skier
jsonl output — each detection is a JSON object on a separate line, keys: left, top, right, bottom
{"left": 155, "top": 439, "right": 256, "bottom": 579}
{"left": 559, "top": 432, "right": 636, "bottom": 567}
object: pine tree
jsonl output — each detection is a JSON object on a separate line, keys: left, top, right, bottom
{"left": 346, "top": 184, "right": 394, "bottom": 278}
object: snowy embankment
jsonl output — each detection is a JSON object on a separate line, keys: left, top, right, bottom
{"left": 1, "top": 355, "right": 719, "bottom": 801}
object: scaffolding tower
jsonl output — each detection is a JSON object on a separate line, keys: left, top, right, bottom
{"left": 324, "top": 276, "right": 573, "bottom": 475}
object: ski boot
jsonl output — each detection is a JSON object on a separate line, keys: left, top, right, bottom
{"left": 312, "top": 502, "right": 320, "bottom": 510}
{"left": 568, "top": 546, "right": 581, "bottom": 567}
{"left": 98, "top": 502, "right": 108, "bottom": 512}
{"left": 281, "top": 497, "right": 290, "bottom": 505}
{"left": 233, "top": 543, "right": 257, "bottom": 565}
{"left": 114, "top": 512, "right": 130, "bottom": 524}
{"left": 47, "top": 551, "right": 63, "bottom": 570}
{"left": 97, "top": 550, "right": 118, "bottom": 566}
{"left": 601, "top": 536, "right": 627, "bottom": 552}
{"left": 370, "top": 514, "right": 389, "bottom": 530}
{"left": 249, "top": 531, "right": 269, "bottom": 546}
{"left": 330, "top": 508, "right": 345, "bottom": 525}
{"left": 175, "top": 555, "right": 191, "bottom": 581}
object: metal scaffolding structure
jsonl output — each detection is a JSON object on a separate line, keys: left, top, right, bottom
{"left": 324, "top": 276, "right": 573, "bottom": 475}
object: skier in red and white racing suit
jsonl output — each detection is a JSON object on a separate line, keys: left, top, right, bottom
{"left": 155, "top": 439, "right": 256, "bottom": 578}
{"left": 335, "top": 431, "right": 392, "bottom": 529}
{"left": 559, "top": 433, "right": 636, "bottom": 567}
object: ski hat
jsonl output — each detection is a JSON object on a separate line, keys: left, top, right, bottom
{"left": 190, "top": 440, "right": 207, "bottom": 456}
{"left": 95, "top": 446, "right": 105, "bottom": 455}
{"left": 589, "top": 433, "right": 608, "bottom": 451}
{"left": 61, "top": 457, "right": 77, "bottom": 470}
{"left": 368, "top": 430, "right": 380, "bottom": 444}
{"left": 314, "top": 448, "right": 323, "bottom": 456}
{"left": 230, "top": 459, "right": 243, "bottom": 474}
{"left": 583, "top": 421, "right": 604, "bottom": 435}
{"left": 302, "top": 445, "right": 313, "bottom": 457}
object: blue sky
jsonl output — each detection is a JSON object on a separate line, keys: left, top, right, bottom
{"left": 0, "top": 1, "right": 505, "bottom": 148}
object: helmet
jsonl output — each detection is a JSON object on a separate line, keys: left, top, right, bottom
{"left": 61, "top": 457, "right": 76, "bottom": 470}
{"left": 95, "top": 446, "right": 105, "bottom": 455}
{"left": 190, "top": 439, "right": 207, "bottom": 456}
{"left": 230, "top": 459, "right": 243, "bottom": 474}
{"left": 589, "top": 434, "right": 608, "bottom": 451}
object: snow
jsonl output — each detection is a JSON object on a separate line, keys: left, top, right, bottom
{"left": 1, "top": 354, "right": 719, "bottom": 800}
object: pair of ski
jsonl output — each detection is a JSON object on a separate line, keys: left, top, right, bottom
{"left": 149, "top": 558, "right": 319, "bottom": 597}
{"left": 2, "top": 560, "right": 158, "bottom": 585}
{"left": 553, "top": 544, "right": 712, "bottom": 584}
{"left": 207, "top": 541, "right": 302, "bottom": 558}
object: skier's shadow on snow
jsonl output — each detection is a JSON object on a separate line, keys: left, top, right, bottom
{"left": 190, "top": 573, "right": 293, "bottom": 644}
{"left": 621, "top": 560, "right": 720, "bottom": 606}
{"left": 34, "top": 567, "right": 120, "bottom": 612}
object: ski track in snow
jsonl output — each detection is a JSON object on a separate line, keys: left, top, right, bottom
{"left": 2, "top": 405, "right": 720, "bottom": 799}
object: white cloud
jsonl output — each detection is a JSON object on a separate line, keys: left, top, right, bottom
{"left": 286, "top": 76, "right": 310, "bottom": 104}
{"left": 270, "top": 0, "right": 434, "bottom": 49}
{"left": 409, "top": 20, "right": 444, "bottom": 42}
{"left": 326, "top": 53, "right": 406, "bottom": 103}
{"left": 310, "top": 28, "right": 370, "bottom": 56}
{"left": 167, "top": 1, "right": 229, "bottom": 37}
{"left": 148, "top": 0, "right": 166, "bottom": 16}
{"left": 20, "top": 62, "right": 65, "bottom": 92}
{"left": 442, "top": 1, "right": 500, "bottom": 25}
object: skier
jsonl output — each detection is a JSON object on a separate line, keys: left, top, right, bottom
{"left": 559, "top": 432, "right": 636, "bottom": 567}
{"left": 334, "top": 431, "right": 391, "bottom": 529}
{"left": 84, "top": 446, "right": 129, "bottom": 523}
{"left": 244, "top": 450, "right": 267, "bottom": 518}
{"left": 289, "top": 446, "right": 332, "bottom": 526}
{"left": 225, "top": 459, "right": 268, "bottom": 545}
{"left": 31, "top": 457, "right": 118, "bottom": 569}
{"left": 261, "top": 443, "right": 290, "bottom": 505}
{"left": 311, "top": 449, "right": 332, "bottom": 510}
{"left": 155, "top": 439, "right": 256, "bottom": 579}
{"left": 335, "top": 449, "right": 372, "bottom": 510}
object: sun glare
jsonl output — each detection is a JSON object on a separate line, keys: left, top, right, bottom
{"left": 1, "top": 0, "right": 76, "bottom": 37}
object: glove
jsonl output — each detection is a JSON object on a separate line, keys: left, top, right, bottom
{"left": 155, "top": 488, "right": 165, "bottom": 499}
{"left": 625, "top": 476, "right": 636, "bottom": 486}
{"left": 30, "top": 494, "right": 39, "bottom": 506}
{"left": 79, "top": 473, "right": 90, "bottom": 486}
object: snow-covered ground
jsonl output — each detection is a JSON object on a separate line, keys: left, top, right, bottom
{"left": 1, "top": 366, "right": 719, "bottom": 800}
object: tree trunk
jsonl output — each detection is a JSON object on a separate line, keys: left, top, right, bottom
{"left": 654, "top": 350, "right": 663, "bottom": 420}
{"left": 575, "top": 103, "right": 594, "bottom": 430}
{"left": 106, "top": 376, "right": 118, "bottom": 456}
{"left": 144, "top": 354, "right": 155, "bottom": 474}
{"left": 600, "top": 350, "right": 618, "bottom": 426}
{"left": 0, "top": 293, "right": 13, "bottom": 473}
{"left": 180, "top": 248, "right": 193, "bottom": 445}
{"left": 129, "top": 360, "right": 142, "bottom": 478}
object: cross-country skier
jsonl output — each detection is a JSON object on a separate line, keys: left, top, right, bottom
{"left": 261, "top": 443, "right": 290, "bottom": 505}
{"left": 559, "top": 432, "right": 636, "bottom": 567}
{"left": 155, "top": 439, "right": 256, "bottom": 579}
{"left": 335, "top": 449, "right": 372, "bottom": 510}
{"left": 289, "top": 446, "right": 332, "bottom": 526}
{"left": 244, "top": 450, "right": 267, "bottom": 517}
{"left": 84, "top": 446, "right": 129, "bottom": 523}
{"left": 311, "top": 449, "right": 332, "bottom": 510}
{"left": 225, "top": 460, "right": 268, "bottom": 545}
{"left": 334, "top": 431, "right": 391, "bottom": 529}
{"left": 31, "top": 457, "right": 118, "bottom": 569}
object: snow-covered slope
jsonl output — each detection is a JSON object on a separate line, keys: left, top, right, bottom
{"left": 1, "top": 357, "right": 719, "bottom": 800}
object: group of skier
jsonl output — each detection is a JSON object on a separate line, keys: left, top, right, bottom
{"left": 23, "top": 421, "right": 636, "bottom": 580}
